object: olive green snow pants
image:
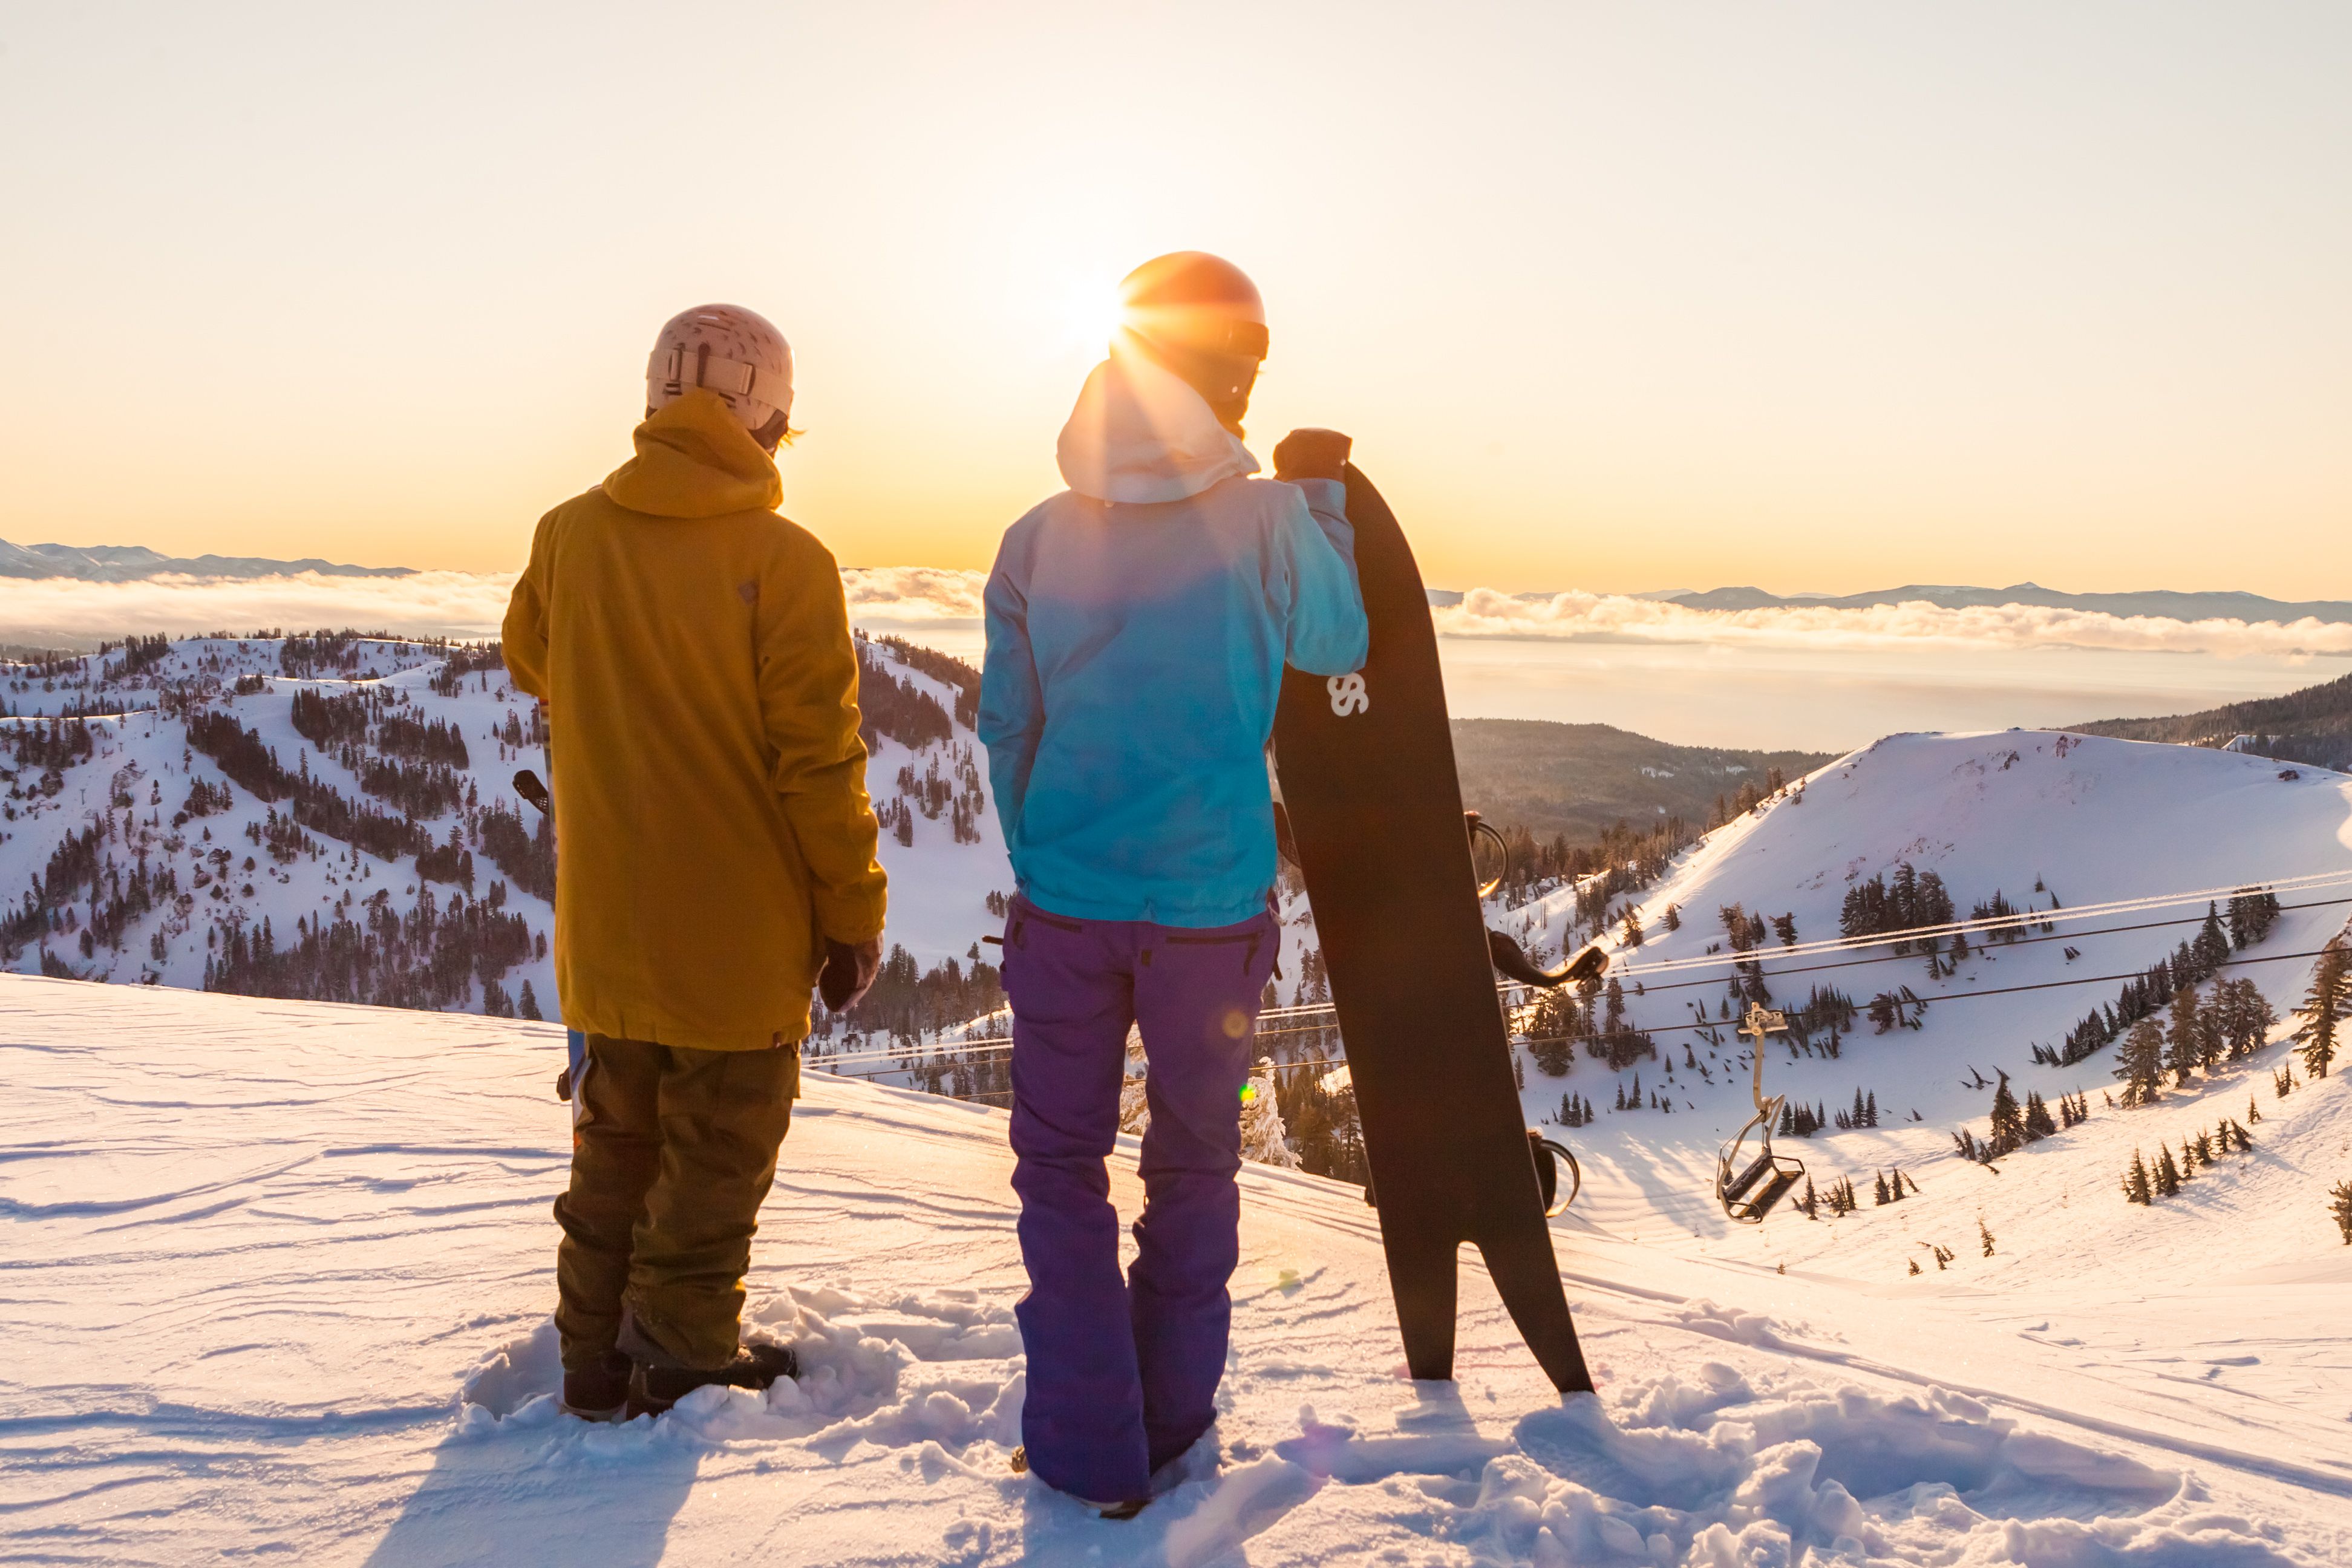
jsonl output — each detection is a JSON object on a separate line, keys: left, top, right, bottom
{"left": 553, "top": 1034, "right": 798, "bottom": 1373}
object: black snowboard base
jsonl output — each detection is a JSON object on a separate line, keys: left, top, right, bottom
{"left": 1273, "top": 464, "right": 1593, "bottom": 1394}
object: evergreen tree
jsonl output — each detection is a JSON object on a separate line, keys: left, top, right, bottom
{"left": 1621, "top": 907, "right": 1644, "bottom": 949}
{"left": 1772, "top": 912, "right": 1798, "bottom": 948}
{"left": 2022, "top": 1091, "right": 2056, "bottom": 1142}
{"left": 2155, "top": 1146, "right": 2183, "bottom": 1197}
{"left": 2194, "top": 903, "right": 2232, "bottom": 975}
{"left": 1237, "top": 1060, "right": 1299, "bottom": 1169}
{"left": 2165, "top": 987, "right": 2206, "bottom": 1086}
{"left": 2331, "top": 1179, "right": 2352, "bottom": 1245}
{"left": 1663, "top": 904, "right": 1681, "bottom": 932}
{"left": 1865, "top": 1090, "right": 1879, "bottom": 1128}
{"left": 517, "top": 979, "right": 541, "bottom": 1021}
{"left": 2296, "top": 939, "right": 2347, "bottom": 1079}
{"left": 1987, "top": 1071, "right": 2025, "bottom": 1154}
{"left": 2123, "top": 1149, "right": 2153, "bottom": 1204}
{"left": 1873, "top": 1172, "right": 1890, "bottom": 1205}
{"left": 1978, "top": 1217, "right": 1996, "bottom": 1256}
{"left": 2115, "top": 1018, "right": 2166, "bottom": 1106}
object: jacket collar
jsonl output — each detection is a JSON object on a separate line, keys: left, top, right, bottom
{"left": 602, "top": 389, "right": 783, "bottom": 518}
{"left": 1055, "top": 339, "right": 1259, "bottom": 505}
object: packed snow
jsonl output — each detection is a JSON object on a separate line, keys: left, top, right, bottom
{"left": 5, "top": 978, "right": 2346, "bottom": 1565}
{"left": 7, "top": 639, "right": 2352, "bottom": 1563}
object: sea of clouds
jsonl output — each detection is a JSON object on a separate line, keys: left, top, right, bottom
{"left": 4, "top": 568, "right": 2350, "bottom": 660}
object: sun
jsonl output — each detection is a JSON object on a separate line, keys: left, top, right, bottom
{"left": 1056, "top": 278, "right": 1126, "bottom": 357}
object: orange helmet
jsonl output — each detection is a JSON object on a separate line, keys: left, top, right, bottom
{"left": 1116, "top": 253, "right": 1267, "bottom": 433}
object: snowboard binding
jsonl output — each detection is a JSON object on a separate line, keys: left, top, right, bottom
{"left": 1486, "top": 929, "right": 1610, "bottom": 991}
{"left": 514, "top": 768, "right": 552, "bottom": 815}
{"left": 1459, "top": 810, "right": 1612, "bottom": 991}
{"left": 1717, "top": 1004, "right": 1803, "bottom": 1223}
{"left": 1529, "top": 1129, "right": 1581, "bottom": 1217}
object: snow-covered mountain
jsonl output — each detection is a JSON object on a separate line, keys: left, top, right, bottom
{"left": 0, "top": 631, "right": 1012, "bottom": 1030}
{"left": 1658, "top": 583, "right": 2352, "bottom": 624}
{"left": 7, "top": 634, "right": 2352, "bottom": 1561}
{"left": 0, "top": 537, "right": 413, "bottom": 581}
{"left": 1493, "top": 731, "right": 2352, "bottom": 1333}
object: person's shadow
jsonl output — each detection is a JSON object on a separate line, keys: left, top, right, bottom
{"left": 360, "top": 1322, "right": 699, "bottom": 1568}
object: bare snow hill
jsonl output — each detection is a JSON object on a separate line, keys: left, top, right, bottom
{"left": 4, "top": 979, "right": 2347, "bottom": 1565}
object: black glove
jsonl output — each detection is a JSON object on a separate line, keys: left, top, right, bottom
{"left": 1273, "top": 428, "right": 1352, "bottom": 483}
{"left": 818, "top": 936, "right": 884, "bottom": 1013}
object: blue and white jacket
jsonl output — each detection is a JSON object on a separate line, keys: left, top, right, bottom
{"left": 978, "top": 347, "right": 1368, "bottom": 926}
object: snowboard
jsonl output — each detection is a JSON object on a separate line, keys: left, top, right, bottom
{"left": 1272, "top": 464, "right": 1595, "bottom": 1394}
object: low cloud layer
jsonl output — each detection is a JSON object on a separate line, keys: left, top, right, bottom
{"left": 4, "top": 570, "right": 2348, "bottom": 662}
{"left": 1435, "top": 589, "right": 2352, "bottom": 658}
{"left": 0, "top": 571, "right": 521, "bottom": 647}
{"left": 841, "top": 566, "right": 986, "bottom": 624}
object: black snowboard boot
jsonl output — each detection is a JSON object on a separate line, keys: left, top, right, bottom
{"left": 626, "top": 1342, "right": 799, "bottom": 1419}
{"left": 560, "top": 1350, "right": 632, "bottom": 1422}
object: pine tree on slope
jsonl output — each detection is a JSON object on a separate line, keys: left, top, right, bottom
{"left": 2116, "top": 1018, "right": 2166, "bottom": 1106}
{"left": 2297, "top": 939, "right": 2348, "bottom": 1079}
{"left": 1987, "top": 1071, "right": 2025, "bottom": 1155}
{"left": 2166, "top": 988, "right": 2206, "bottom": 1087}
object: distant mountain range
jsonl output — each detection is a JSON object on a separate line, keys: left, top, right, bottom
{"left": 0, "top": 538, "right": 411, "bottom": 581}
{"left": 1429, "top": 583, "right": 2352, "bottom": 624}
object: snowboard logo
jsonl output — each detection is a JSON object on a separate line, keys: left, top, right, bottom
{"left": 1327, "top": 673, "right": 1370, "bottom": 716}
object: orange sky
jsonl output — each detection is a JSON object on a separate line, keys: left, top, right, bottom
{"left": 1, "top": 3, "right": 2346, "bottom": 596}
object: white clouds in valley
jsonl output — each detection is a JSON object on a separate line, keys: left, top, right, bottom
{"left": 7, "top": 569, "right": 2352, "bottom": 661}
{"left": 0, "top": 570, "right": 521, "bottom": 644}
{"left": 1437, "top": 589, "right": 2352, "bottom": 658}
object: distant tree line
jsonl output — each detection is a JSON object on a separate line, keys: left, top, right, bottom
{"left": 875, "top": 635, "right": 981, "bottom": 728}
{"left": 854, "top": 638, "right": 956, "bottom": 752}
{"left": 186, "top": 710, "right": 430, "bottom": 861}
{"left": 204, "top": 884, "right": 537, "bottom": 1011}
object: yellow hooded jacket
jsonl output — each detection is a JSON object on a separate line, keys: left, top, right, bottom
{"left": 503, "top": 390, "right": 886, "bottom": 1053}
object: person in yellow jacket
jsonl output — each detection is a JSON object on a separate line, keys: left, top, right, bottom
{"left": 503, "top": 303, "right": 887, "bottom": 1421}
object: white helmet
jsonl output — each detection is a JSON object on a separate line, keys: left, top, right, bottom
{"left": 645, "top": 304, "right": 794, "bottom": 436}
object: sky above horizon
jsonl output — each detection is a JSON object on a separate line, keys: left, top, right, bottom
{"left": 2, "top": 2, "right": 2347, "bottom": 595}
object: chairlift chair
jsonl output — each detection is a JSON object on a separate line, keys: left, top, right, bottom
{"left": 1717, "top": 1004, "right": 1805, "bottom": 1223}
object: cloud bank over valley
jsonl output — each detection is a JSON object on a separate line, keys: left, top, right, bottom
{"left": 7, "top": 566, "right": 2351, "bottom": 664}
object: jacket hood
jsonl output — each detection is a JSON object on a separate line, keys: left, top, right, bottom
{"left": 602, "top": 388, "right": 783, "bottom": 518}
{"left": 1055, "top": 342, "right": 1259, "bottom": 504}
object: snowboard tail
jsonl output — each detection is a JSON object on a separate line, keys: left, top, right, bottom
{"left": 1273, "top": 465, "right": 1593, "bottom": 1394}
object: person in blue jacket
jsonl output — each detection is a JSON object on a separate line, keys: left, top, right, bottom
{"left": 978, "top": 252, "right": 1369, "bottom": 1514}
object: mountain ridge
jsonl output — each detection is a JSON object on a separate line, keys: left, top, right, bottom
{"left": 2069, "top": 667, "right": 2352, "bottom": 769}
{"left": 1428, "top": 581, "right": 2352, "bottom": 623}
{"left": 0, "top": 538, "right": 413, "bottom": 581}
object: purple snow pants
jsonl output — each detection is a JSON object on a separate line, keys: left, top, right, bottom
{"left": 1002, "top": 895, "right": 1279, "bottom": 1504}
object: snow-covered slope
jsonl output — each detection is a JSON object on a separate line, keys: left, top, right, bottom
{"left": 1513, "top": 731, "right": 2349, "bottom": 1151}
{"left": 4, "top": 978, "right": 2345, "bottom": 1565}
{"left": 0, "top": 632, "right": 1014, "bottom": 1025}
